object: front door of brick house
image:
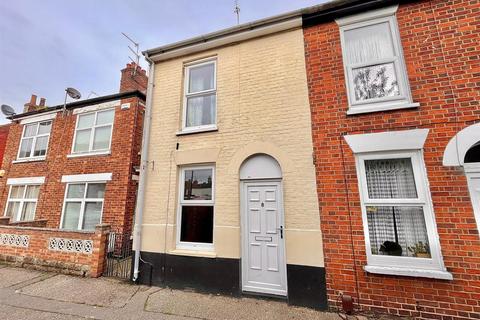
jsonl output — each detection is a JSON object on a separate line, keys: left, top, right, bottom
{"left": 241, "top": 181, "right": 287, "bottom": 296}
{"left": 465, "top": 164, "right": 480, "bottom": 238}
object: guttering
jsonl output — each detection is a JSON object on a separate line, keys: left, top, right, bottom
{"left": 132, "top": 54, "right": 155, "bottom": 282}
{"left": 145, "top": 15, "right": 302, "bottom": 62}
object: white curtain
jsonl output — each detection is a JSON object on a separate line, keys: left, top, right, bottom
{"left": 186, "top": 95, "right": 215, "bottom": 127}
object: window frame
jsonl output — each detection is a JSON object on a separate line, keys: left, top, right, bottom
{"left": 337, "top": 6, "right": 417, "bottom": 115}
{"left": 181, "top": 59, "right": 217, "bottom": 134}
{"left": 59, "top": 182, "right": 105, "bottom": 231}
{"left": 4, "top": 184, "right": 41, "bottom": 222}
{"left": 17, "top": 120, "right": 52, "bottom": 161}
{"left": 176, "top": 165, "right": 215, "bottom": 251}
{"left": 355, "top": 150, "right": 445, "bottom": 272}
{"left": 71, "top": 108, "right": 115, "bottom": 155}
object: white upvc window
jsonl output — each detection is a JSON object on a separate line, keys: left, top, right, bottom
{"left": 17, "top": 121, "right": 52, "bottom": 160}
{"left": 72, "top": 109, "right": 114, "bottom": 155}
{"left": 181, "top": 59, "right": 217, "bottom": 134}
{"left": 336, "top": 5, "right": 418, "bottom": 115}
{"left": 4, "top": 184, "right": 41, "bottom": 222}
{"left": 176, "top": 166, "right": 215, "bottom": 250}
{"left": 60, "top": 182, "right": 105, "bottom": 231}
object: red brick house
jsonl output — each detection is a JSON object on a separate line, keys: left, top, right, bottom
{"left": 0, "top": 63, "right": 146, "bottom": 234}
{"left": 303, "top": 0, "right": 479, "bottom": 318}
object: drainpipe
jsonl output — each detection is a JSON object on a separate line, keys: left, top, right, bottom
{"left": 132, "top": 54, "right": 155, "bottom": 282}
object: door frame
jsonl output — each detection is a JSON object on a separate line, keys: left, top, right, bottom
{"left": 240, "top": 179, "right": 288, "bottom": 297}
{"left": 464, "top": 163, "right": 480, "bottom": 237}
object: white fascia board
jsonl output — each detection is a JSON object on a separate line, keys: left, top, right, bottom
{"left": 344, "top": 129, "right": 429, "bottom": 154}
{"left": 19, "top": 112, "right": 58, "bottom": 125}
{"left": 61, "top": 173, "right": 112, "bottom": 183}
{"left": 7, "top": 176, "right": 45, "bottom": 185}
{"left": 148, "top": 18, "right": 302, "bottom": 62}
{"left": 72, "top": 100, "right": 120, "bottom": 115}
{"left": 335, "top": 5, "right": 399, "bottom": 26}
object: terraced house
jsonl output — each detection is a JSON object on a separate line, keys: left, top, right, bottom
{"left": 0, "top": 63, "right": 146, "bottom": 235}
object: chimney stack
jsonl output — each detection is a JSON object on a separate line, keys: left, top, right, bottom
{"left": 119, "top": 63, "right": 148, "bottom": 94}
{"left": 23, "top": 94, "right": 47, "bottom": 113}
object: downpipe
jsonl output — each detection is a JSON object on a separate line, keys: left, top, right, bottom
{"left": 132, "top": 55, "right": 155, "bottom": 282}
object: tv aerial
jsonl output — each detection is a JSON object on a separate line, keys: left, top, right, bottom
{"left": 234, "top": 0, "right": 241, "bottom": 25}
{"left": 122, "top": 32, "right": 140, "bottom": 76}
{"left": 1, "top": 104, "right": 16, "bottom": 117}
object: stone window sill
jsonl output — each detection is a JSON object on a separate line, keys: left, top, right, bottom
{"left": 170, "top": 249, "right": 217, "bottom": 259}
{"left": 13, "top": 157, "right": 46, "bottom": 164}
{"left": 67, "top": 151, "right": 111, "bottom": 158}
{"left": 364, "top": 265, "right": 453, "bottom": 280}
{"left": 347, "top": 102, "right": 420, "bottom": 115}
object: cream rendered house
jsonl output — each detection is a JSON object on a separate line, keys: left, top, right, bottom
{"left": 134, "top": 12, "right": 326, "bottom": 309}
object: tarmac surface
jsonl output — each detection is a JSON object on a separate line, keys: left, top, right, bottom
{"left": 0, "top": 265, "right": 345, "bottom": 320}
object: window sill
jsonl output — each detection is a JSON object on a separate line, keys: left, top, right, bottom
{"left": 170, "top": 249, "right": 217, "bottom": 258}
{"left": 67, "top": 151, "right": 111, "bottom": 158}
{"left": 364, "top": 265, "right": 453, "bottom": 280}
{"left": 13, "top": 157, "right": 46, "bottom": 164}
{"left": 347, "top": 102, "right": 420, "bottom": 115}
{"left": 176, "top": 126, "right": 218, "bottom": 136}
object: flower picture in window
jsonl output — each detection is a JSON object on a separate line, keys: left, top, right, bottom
{"left": 18, "top": 121, "right": 52, "bottom": 159}
{"left": 178, "top": 167, "right": 214, "bottom": 248}
{"left": 364, "top": 158, "right": 431, "bottom": 258}
{"left": 183, "top": 60, "right": 216, "bottom": 130}
{"left": 352, "top": 63, "right": 399, "bottom": 101}
{"left": 61, "top": 183, "right": 105, "bottom": 231}
{"left": 5, "top": 185, "right": 40, "bottom": 221}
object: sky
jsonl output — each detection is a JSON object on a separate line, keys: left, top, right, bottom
{"left": 0, "top": 0, "right": 327, "bottom": 123}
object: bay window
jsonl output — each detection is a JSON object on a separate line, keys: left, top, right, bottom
{"left": 177, "top": 166, "right": 214, "bottom": 250}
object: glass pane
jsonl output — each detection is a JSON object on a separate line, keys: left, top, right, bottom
{"left": 77, "top": 113, "right": 95, "bottom": 129}
{"left": 352, "top": 63, "right": 400, "bottom": 101}
{"left": 62, "top": 202, "right": 81, "bottom": 229}
{"left": 87, "top": 183, "right": 105, "bottom": 199}
{"left": 19, "top": 138, "right": 33, "bottom": 158}
{"left": 67, "top": 184, "right": 85, "bottom": 198}
{"left": 180, "top": 205, "right": 214, "bottom": 243}
{"left": 23, "top": 123, "right": 38, "bottom": 137}
{"left": 33, "top": 136, "right": 48, "bottom": 157}
{"left": 367, "top": 206, "right": 431, "bottom": 258}
{"left": 365, "top": 158, "right": 417, "bottom": 199}
{"left": 183, "top": 169, "right": 213, "bottom": 201}
{"left": 464, "top": 142, "right": 480, "bottom": 163}
{"left": 92, "top": 126, "right": 111, "bottom": 150}
{"left": 96, "top": 110, "right": 114, "bottom": 125}
{"left": 73, "top": 129, "right": 91, "bottom": 152}
{"left": 25, "top": 185, "right": 40, "bottom": 199}
{"left": 9, "top": 186, "right": 25, "bottom": 199}
{"left": 186, "top": 94, "right": 216, "bottom": 127}
{"left": 5, "top": 202, "right": 20, "bottom": 218}
{"left": 82, "top": 202, "right": 102, "bottom": 230}
{"left": 188, "top": 63, "right": 215, "bottom": 93}
{"left": 344, "top": 22, "right": 394, "bottom": 64}
{"left": 38, "top": 121, "right": 52, "bottom": 134}
{"left": 20, "top": 202, "right": 36, "bottom": 221}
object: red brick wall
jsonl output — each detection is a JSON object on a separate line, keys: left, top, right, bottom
{"left": 0, "top": 124, "right": 11, "bottom": 167}
{"left": 0, "top": 224, "right": 110, "bottom": 277}
{"left": 304, "top": 0, "right": 479, "bottom": 319}
{"left": 0, "top": 96, "right": 144, "bottom": 234}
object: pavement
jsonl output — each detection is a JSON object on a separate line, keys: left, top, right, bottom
{"left": 0, "top": 265, "right": 344, "bottom": 320}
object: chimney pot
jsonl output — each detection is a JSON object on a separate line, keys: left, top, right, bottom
{"left": 39, "top": 98, "right": 46, "bottom": 107}
{"left": 29, "top": 94, "right": 37, "bottom": 105}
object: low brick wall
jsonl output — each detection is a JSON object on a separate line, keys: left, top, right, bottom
{"left": 0, "top": 224, "right": 110, "bottom": 277}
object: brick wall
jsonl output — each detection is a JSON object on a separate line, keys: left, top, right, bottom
{"left": 304, "top": 0, "right": 479, "bottom": 319}
{"left": 0, "top": 124, "right": 10, "bottom": 167}
{"left": 0, "top": 224, "right": 110, "bottom": 277}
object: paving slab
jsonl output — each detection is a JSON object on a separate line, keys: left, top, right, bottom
{"left": 0, "top": 304, "right": 87, "bottom": 320}
{"left": 0, "top": 266, "right": 44, "bottom": 288}
{"left": 18, "top": 274, "right": 139, "bottom": 308}
{"left": 146, "top": 288, "right": 340, "bottom": 320}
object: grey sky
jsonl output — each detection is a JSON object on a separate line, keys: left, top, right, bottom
{"left": 0, "top": 0, "right": 326, "bottom": 122}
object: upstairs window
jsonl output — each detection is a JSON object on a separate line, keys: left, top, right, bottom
{"left": 72, "top": 109, "right": 114, "bottom": 154}
{"left": 5, "top": 184, "right": 40, "bottom": 222}
{"left": 18, "top": 121, "right": 52, "bottom": 160}
{"left": 337, "top": 6, "right": 417, "bottom": 114}
{"left": 61, "top": 182, "right": 105, "bottom": 231}
{"left": 182, "top": 59, "right": 217, "bottom": 133}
